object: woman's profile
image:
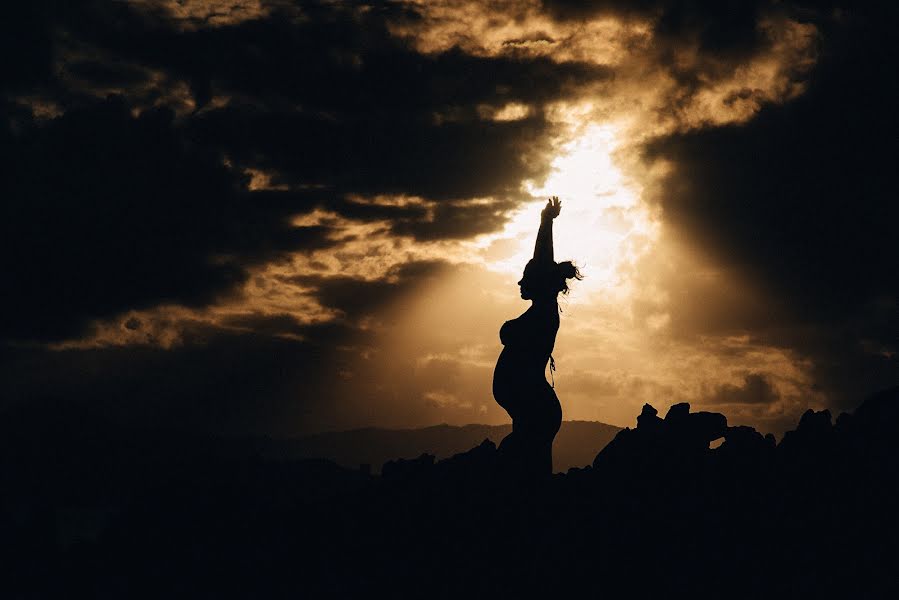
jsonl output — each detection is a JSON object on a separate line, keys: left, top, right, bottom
{"left": 493, "top": 196, "right": 582, "bottom": 477}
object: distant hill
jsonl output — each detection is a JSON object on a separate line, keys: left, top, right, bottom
{"left": 272, "top": 420, "right": 622, "bottom": 473}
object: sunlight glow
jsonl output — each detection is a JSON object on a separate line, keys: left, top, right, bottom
{"left": 481, "top": 117, "right": 659, "bottom": 299}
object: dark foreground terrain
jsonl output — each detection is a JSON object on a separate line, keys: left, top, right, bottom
{"left": 4, "top": 389, "right": 899, "bottom": 598}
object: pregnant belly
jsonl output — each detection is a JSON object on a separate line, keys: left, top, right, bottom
{"left": 493, "top": 349, "right": 546, "bottom": 405}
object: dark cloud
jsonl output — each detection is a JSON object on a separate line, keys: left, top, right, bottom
{"left": 290, "top": 260, "right": 451, "bottom": 320}
{"left": 645, "top": 2, "right": 899, "bottom": 408}
{"left": 0, "top": 96, "right": 335, "bottom": 342}
{"left": 704, "top": 373, "right": 781, "bottom": 406}
{"left": 49, "top": 2, "right": 612, "bottom": 202}
{"left": 543, "top": 0, "right": 811, "bottom": 124}
{"left": 392, "top": 198, "right": 521, "bottom": 240}
{"left": 0, "top": 4, "right": 55, "bottom": 92}
{"left": 187, "top": 105, "right": 552, "bottom": 202}
{"left": 157, "top": 9, "right": 611, "bottom": 114}
{"left": 0, "top": 324, "right": 353, "bottom": 436}
{"left": 329, "top": 196, "right": 431, "bottom": 225}
{"left": 543, "top": 0, "right": 767, "bottom": 55}
{"left": 154, "top": 17, "right": 612, "bottom": 200}
{"left": 218, "top": 313, "right": 312, "bottom": 338}
{"left": 0, "top": 0, "right": 615, "bottom": 345}
{"left": 62, "top": 59, "right": 150, "bottom": 88}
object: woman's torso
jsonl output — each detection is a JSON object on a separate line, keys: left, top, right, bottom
{"left": 493, "top": 304, "right": 559, "bottom": 403}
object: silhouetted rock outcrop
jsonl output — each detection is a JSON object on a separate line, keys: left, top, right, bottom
{"left": 718, "top": 425, "right": 775, "bottom": 460}
{"left": 593, "top": 401, "right": 729, "bottom": 472}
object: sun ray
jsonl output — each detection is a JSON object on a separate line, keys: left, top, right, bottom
{"left": 481, "top": 115, "right": 659, "bottom": 300}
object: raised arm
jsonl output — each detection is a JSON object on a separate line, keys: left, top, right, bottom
{"left": 533, "top": 196, "right": 560, "bottom": 265}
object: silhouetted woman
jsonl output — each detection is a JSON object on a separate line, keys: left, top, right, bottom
{"left": 493, "top": 196, "right": 581, "bottom": 477}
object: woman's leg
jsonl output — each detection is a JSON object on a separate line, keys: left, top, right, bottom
{"left": 507, "top": 389, "right": 561, "bottom": 477}
{"left": 540, "top": 390, "right": 562, "bottom": 475}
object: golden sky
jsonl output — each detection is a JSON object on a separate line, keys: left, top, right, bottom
{"left": 2, "top": 0, "right": 897, "bottom": 437}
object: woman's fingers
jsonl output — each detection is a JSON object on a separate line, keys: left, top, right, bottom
{"left": 546, "top": 196, "right": 561, "bottom": 216}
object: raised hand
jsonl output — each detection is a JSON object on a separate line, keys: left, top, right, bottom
{"left": 542, "top": 196, "right": 561, "bottom": 220}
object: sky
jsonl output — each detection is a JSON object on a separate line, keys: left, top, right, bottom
{"left": 1, "top": 0, "right": 897, "bottom": 438}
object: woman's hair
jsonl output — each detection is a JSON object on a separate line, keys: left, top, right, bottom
{"left": 553, "top": 260, "right": 584, "bottom": 295}
{"left": 522, "top": 260, "right": 583, "bottom": 296}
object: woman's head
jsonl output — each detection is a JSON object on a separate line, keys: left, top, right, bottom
{"left": 518, "top": 260, "right": 583, "bottom": 301}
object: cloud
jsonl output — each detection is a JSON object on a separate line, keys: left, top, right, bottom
{"left": 640, "top": 2, "right": 899, "bottom": 409}
{"left": 0, "top": 323, "right": 353, "bottom": 436}
{"left": 0, "top": 96, "right": 337, "bottom": 342}
{"left": 289, "top": 260, "right": 451, "bottom": 322}
{"left": 0, "top": 5, "right": 55, "bottom": 92}
{"left": 34, "top": 1, "right": 615, "bottom": 206}
{"left": 390, "top": 0, "right": 817, "bottom": 133}
{"left": 0, "top": 1, "right": 620, "bottom": 346}
{"left": 186, "top": 104, "right": 555, "bottom": 202}
{"left": 0, "top": 0, "right": 895, "bottom": 439}
{"left": 543, "top": 0, "right": 767, "bottom": 54}
{"left": 703, "top": 373, "right": 781, "bottom": 406}
{"left": 125, "top": 0, "right": 273, "bottom": 30}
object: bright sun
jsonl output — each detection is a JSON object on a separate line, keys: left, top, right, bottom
{"left": 481, "top": 119, "right": 658, "bottom": 299}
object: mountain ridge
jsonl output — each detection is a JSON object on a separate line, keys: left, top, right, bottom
{"left": 276, "top": 420, "right": 622, "bottom": 473}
